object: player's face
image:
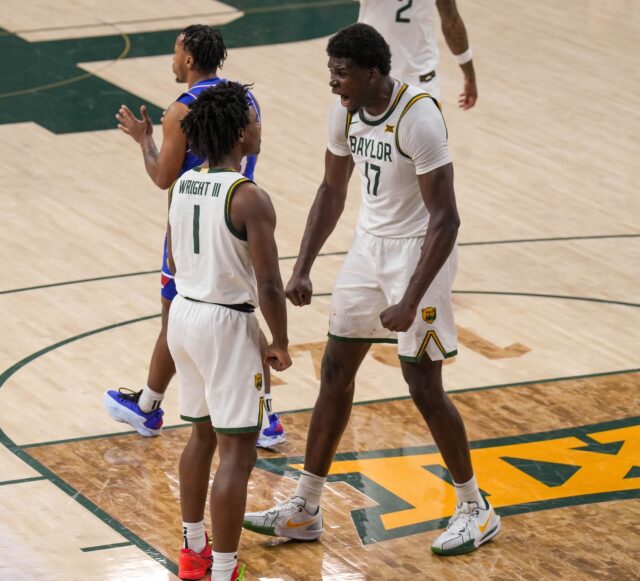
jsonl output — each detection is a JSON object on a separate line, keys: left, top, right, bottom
{"left": 172, "top": 35, "right": 189, "bottom": 83}
{"left": 241, "top": 107, "right": 261, "bottom": 156}
{"left": 328, "top": 56, "right": 373, "bottom": 112}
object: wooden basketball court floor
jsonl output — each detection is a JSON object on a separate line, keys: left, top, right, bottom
{"left": 1, "top": 1, "right": 639, "bottom": 579}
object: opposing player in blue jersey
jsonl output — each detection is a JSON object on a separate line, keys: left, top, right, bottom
{"left": 105, "top": 25, "right": 286, "bottom": 449}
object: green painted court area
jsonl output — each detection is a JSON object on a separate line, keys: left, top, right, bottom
{"left": 0, "top": 0, "right": 357, "bottom": 133}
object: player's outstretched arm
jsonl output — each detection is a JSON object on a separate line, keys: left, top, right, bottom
{"left": 380, "top": 163, "right": 460, "bottom": 332}
{"left": 116, "top": 101, "right": 188, "bottom": 189}
{"left": 436, "top": 0, "right": 478, "bottom": 109}
{"left": 232, "top": 183, "right": 291, "bottom": 372}
{"left": 286, "top": 150, "right": 354, "bottom": 307}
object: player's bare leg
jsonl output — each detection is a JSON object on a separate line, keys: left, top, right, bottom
{"left": 146, "top": 297, "right": 177, "bottom": 393}
{"left": 180, "top": 421, "right": 217, "bottom": 523}
{"left": 210, "top": 431, "right": 258, "bottom": 579}
{"left": 401, "top": 356, "right": 501, "bottom": 555}
{"left": 304, "top": 340, "right": 371, "bottom": 476}
{"left": 178, "top": 421, "right": 216, "bottom": 578}
{"left": 400, "top": 357, "right": 472, "bottom": 482}
{"left": 103, "top": 297, "right": 174, "bottom": 436}
{"left": 243, "top": 340, "right": 369, "bottom": 541}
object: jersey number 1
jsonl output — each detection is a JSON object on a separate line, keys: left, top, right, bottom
{"left": 193, "top": 204, "right": 200, "bottom": 254}
{"left": 365, "top": 162, "right": 381, "bottom": 196}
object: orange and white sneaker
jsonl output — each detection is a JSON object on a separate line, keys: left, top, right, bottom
{"left": 243, "top": 496, "right": 323, "bottom": 541}
{"left": 431, "top": 496, "right": 500, "bottom": 556}
{"left": 178, "top": 534, "right": 212, "bottom": 580}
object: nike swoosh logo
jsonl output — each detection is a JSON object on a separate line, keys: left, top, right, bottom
{"left": 286, "top": 518, "right": 315, "bottom": 528}
{"left": 478, "top": 510, "right": 493, "bottom": 533}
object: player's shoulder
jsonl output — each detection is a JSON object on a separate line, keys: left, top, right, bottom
{"left": 232, "top": 178, "right": 274, "bottom": 220}
{"left": 235, "top": 176, "right": 265, "bottom": 200}
{"left": 398, "top": 83, "right": 442, "bottom": 118}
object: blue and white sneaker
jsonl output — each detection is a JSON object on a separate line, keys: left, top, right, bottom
{"left": 256, "top": 413, "right": 286, "bottom": 449}
{"left": 103, "top": 388, "right": 164, "bottom": 437}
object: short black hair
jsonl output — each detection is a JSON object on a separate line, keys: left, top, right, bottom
{"left": 180, "top": 82, "right": 251, "bottom": 167}
{"left": 180, "top": 25, "right": 227, "bottom": 74}
{"left": 327, "top": 23, "right": 391, "bottom": 75}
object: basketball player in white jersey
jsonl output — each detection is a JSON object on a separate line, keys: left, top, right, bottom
{"left": 243, "top": 24, "right": 499, "bottom": 557}
{"left": 358, "top": 0, "right": 477, "bottom": 108}
{"left": 167, "top": 82, "right": 291, "bottom": 581}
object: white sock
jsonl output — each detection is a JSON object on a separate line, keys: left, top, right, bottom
{"left": 182, "top": 520, "right": 206, "bottom": 554}
{"left": 139, "top": 385, "right": 164, "bottom": 413}
{"left": 453, "top": 475, "right": 485, "bottom": 507}
{"left": 294, "top": 470, "right": 326, "bottom": 514}
{"left": 264, "top": 393, "right": 273, "bottom": 415}
{"left": 211, "top": 551, "right": 237, "bottom": 581}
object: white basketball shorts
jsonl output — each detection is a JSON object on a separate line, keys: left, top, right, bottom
{"left": 329, "top": 230, "right": 457, "bottom": 362}
{"left": 167, "top": 295, "right": 265, "bottom": 432}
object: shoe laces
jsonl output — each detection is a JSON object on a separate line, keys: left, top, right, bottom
{"left": 274, "top": 496, "right": 307, "bottom": 515}
{"left": 116, "top": 387, "right": 142, "bottom": 402}
{"left": 446, "top": 501, "right": 480, "bottom": 532}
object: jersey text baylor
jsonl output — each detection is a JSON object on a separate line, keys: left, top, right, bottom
{"left": 328, "top": 81, "right": 451, "bottom": 238}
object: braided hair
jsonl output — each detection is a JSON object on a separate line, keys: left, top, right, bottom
{"left": 180, "top": 82, "right": 251, "bottom": 167}
{"left": 327, "top": 23, "right": 391, "bottom": 75}
{"left": 181, "top": 25, "right": 227, "bottom": 74}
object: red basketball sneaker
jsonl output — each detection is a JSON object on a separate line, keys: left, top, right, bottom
{"left": 178, "top": 534, "right": 212, "bottom": 580}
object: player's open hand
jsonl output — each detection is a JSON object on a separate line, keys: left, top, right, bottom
{"left": 264, "top": 345, "right": 292, "bottom": 372}
{"left": 116, "top": 104, "right": 153, "bottom": 143}
{"left": 458, "top": 76, "right": 478, "bottom": 110}
{"left": 380, "top": 302, "right": 416, "bottom": 332}
{"left": 285, "top": 272, "right": 313, "bottom": 306}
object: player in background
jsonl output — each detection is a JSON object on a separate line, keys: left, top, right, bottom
{"left": 105, "top": 25, "right": 286, "bottom": 449}
{"left": 358, "top": 0, "right": 477, "bottom": 108}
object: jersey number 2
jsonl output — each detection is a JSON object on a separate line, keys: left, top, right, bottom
{"left": 365, "top": 162, "right": 381, "bottom": 196}
{"left": 396, "top": 0, "right": 412, "bottom": 23}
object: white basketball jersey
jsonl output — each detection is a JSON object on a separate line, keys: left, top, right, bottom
{"left": 169, "top": 168, "right": 258, "bottom": 306}
{"left": 327, "top": 81, "right": 451, "bottom": 238}
{"left": 358, "top": 0, "right": 439, "bottom": 85}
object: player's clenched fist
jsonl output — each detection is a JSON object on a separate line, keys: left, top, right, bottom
{"left": 264, "top": 346, "right": 292, "bottom": 371}
{"left": 285, "top": 272, "right": 313, "bottom": 306}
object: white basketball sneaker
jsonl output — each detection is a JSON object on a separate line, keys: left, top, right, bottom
{"left": 431, "top": 496, "right": 501, "bottom": 556}
{"left": 243, "top": 496, "right": 323, "bottom": 541}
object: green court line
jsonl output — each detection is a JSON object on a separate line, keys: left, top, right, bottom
{"left": 454, "top": 290, "right": 640, "bottom": 309}
{"left": 0, "top": 269, "right": 157, "bottom": 296}
{"left": 457, "top": 233, "right": 640, "bottom": 246}
{"left": 81, "top": 541, "right": 133, "bottom": 552}
{"left": 17, "top": 367, "right": 640, "bottom": 449}
{"left": 256, "top": 416, "right": 640, "bottom": 468}
{"left": 6, "top": 290, "right": 640, "bottom": 448}
{"left": 1, "top": 233, "right": 637, "bottom": 296}
{"left": 253, "top": 417, "right": 640, "bottom": 544}
{"left": 0, "top": 292, "right": 638, "bottom": 566}
{"left": 22, "top": 420, "right": 188, "bottom": 449}
{"left": 0, "top": 476, "right": 46, "bottom": 486}
{"left": 0, "top": 32, "right": 131, "bottom": 99}
{"left": 0, "top": 314, "right": 178, "bottom": 575}
{"left": 268, "top": 367, "right": 640, "bottom": 416}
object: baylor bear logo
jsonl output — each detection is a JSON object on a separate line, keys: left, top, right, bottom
{"left": 422, "top": 307, "right": 437, "bottom": 324}
{"left": 254, "top": 373, "right": 263, "bottom": 391}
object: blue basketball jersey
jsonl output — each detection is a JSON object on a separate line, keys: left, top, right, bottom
{"left": 177, "top": 78, "right": 261, "bottom": 179}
